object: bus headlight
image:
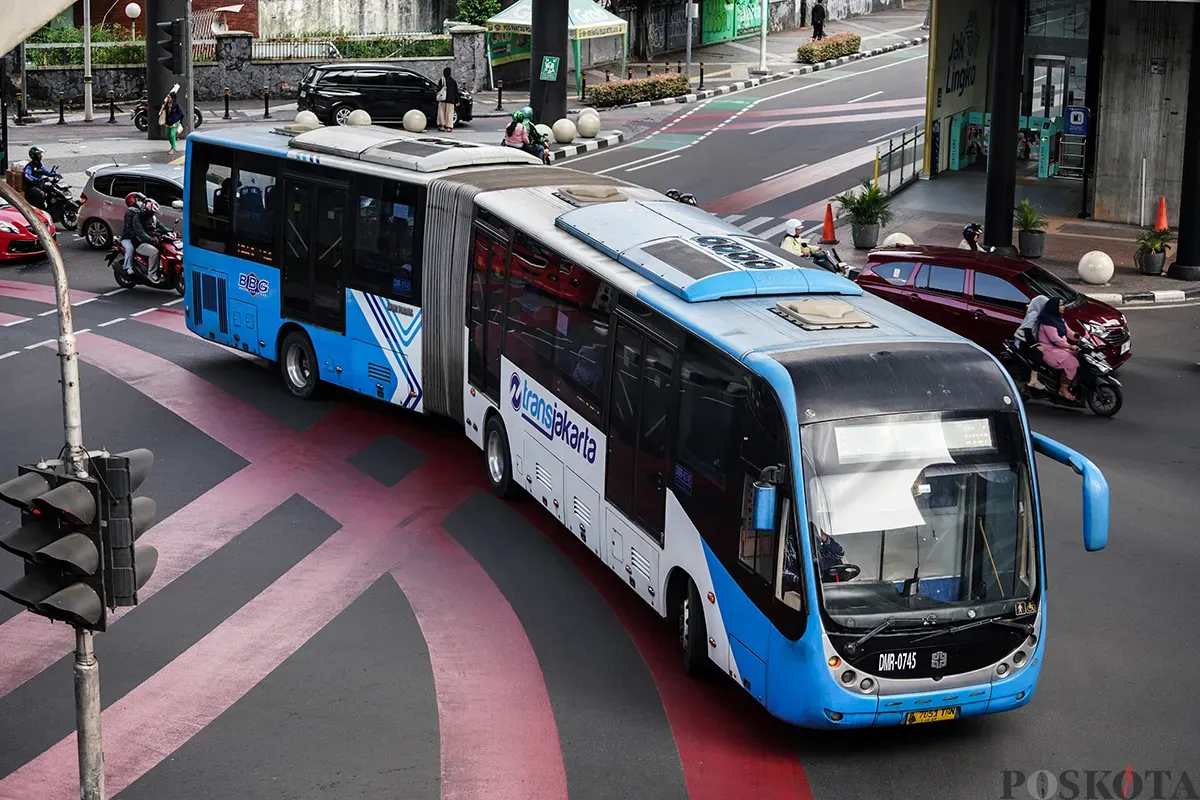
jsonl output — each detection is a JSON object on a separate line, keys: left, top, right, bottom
{"left": 841, "top": 670, "right": 857, "bottom": 685}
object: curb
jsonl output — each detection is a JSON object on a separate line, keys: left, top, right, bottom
{"left": 612, "top": 36, "right": 930, "bottom": 111}
{"left": 548, "top": 131, "right": 624, "bottom": 162}
{"left": 1083, "top": 286, "right": 1200, "bottom": 306}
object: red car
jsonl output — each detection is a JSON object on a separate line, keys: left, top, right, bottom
{"left": 856, "top": 245, "right": 1132, "bottom": 369}
{"left": 0, "top": 197, "right": 56, "bottom": 260}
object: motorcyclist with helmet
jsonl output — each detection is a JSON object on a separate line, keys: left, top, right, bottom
{"left": 961, "top": 222, "right": 985, "bottom": 251}
{"left": 22, "top": 147, "right": 52, "bottom": 210}
{"left": 502, "top": 110, "right": 550, "bottom": 164}
{"left": 120, "top": 192, "right": 148, "bottom": 275}
{"left": 132, "top": 199, "right": 171, "bottom": 283}
{"left": 519, "top": 106, "right": 553, "bottom": 164}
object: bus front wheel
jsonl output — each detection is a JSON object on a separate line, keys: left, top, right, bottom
{"left": 484, "top": 414, "right": 520, "bottom": 499}
{"left": 678, "top": 578, "right": 709, "bottom": 677}
{"left": 280, "top": 331, "right": 319, "bottom": 399}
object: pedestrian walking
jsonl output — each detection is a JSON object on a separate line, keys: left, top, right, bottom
{"left": 160, "top": 91, "right": 185, "bottom": 156}
{"left": 436, "top": 67, "right": 458, "bottom": 132}
{"left": 811, "top": 0, "right": 827, "bottom": 40}
{"left": 921, "top": 5, "right": 930, "bottom": 30}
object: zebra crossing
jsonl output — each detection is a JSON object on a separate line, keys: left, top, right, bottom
{"left": 718, "top": 213, "right": 804, "bottom": 242}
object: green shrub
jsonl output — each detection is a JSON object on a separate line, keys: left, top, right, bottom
{"left": 335, "top": 36, "right": 452, "bottom": 59}
{"left": 26, "top": 24, "right": 143, "bottom": 67}
{"left": 588, "top": 73, "right": 689, "bottom": 108}
{"left": 796, "top": 33, "right": 862, "bottom": 65}
{"left": 456, "top": 0, "right": 502, "bottom": 26}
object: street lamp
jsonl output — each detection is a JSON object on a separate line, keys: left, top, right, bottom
{"left": 126, "top": 3, "right": 142, "bottom": 39}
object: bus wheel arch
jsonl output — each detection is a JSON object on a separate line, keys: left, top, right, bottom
{"left": 278, "top": 327, "right": 319, "bottom": 400}
{"left": 483, "top": 411, "right": 521, "bottom": 499}
{"left": 670, "top": 570, "right": 709, "bottom": 677}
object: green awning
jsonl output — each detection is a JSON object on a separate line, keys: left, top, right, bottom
{"left": 486, "top": 0, "right": 628, "bottom": 41}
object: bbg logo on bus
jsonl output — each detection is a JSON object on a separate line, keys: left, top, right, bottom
{"left": 238, "top": 272, "right": 270, "bottom": 297}
{"left": 510, "top": 372, "right": 598, "bottom": 463}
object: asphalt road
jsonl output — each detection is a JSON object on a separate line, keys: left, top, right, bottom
{"left": 1, "top": 55, "right": 1199, "bottom": 798}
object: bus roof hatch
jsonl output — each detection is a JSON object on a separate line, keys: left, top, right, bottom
{"left": 555, "top": 200, "right": 862, "bottom": 303}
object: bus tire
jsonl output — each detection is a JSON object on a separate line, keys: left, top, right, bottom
{"left": 280, "top": 330, "right": 319, "bottom": 400}
{"left": 679, "top": 578, "right": 709, "bottom": 677}
{"left": 484, "top": 414, "right": 520, "bottom": 499}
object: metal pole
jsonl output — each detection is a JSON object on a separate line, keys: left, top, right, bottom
{"left": 685, "top": 2, "right": 693, "bottom": 86}
{"left": 74, "top": 629, "right": 104, "bottom": 800}
{"left": 0, "top": 57, "right": 7, "bottom": 174}
{"left": 19, "top": 43, "right": 28, "bottom": 116}
{"left": 757, "top": 0, "right": 768, "bottom": 74}
{"left": 183, "top": 1, "right": 195, "bottom": 139}
{"left": 83, "top": 2, "right": 94, "bottom": 122}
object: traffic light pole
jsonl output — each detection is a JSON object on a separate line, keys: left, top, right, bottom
{"left": 0, "top": 165, "right": 103, "bottom": 800}
{"left": 182, "top": 0, "right": 194, "bottom": 139}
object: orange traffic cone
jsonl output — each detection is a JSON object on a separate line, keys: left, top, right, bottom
{"left": 820, "top": 203, "right": 838, "bottom": 245}
{"left": 1155, "top": 196, "right": 1169, "bottom": 231}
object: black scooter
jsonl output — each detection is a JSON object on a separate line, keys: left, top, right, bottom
{"left": 1000, "top": 335, "right": 1123, "bottom": 417}
{"left": 30, "top": 169, "right": 79, "bottom": 231}
{"left": 133, "top": 101, "right": 203, "bottom": 133}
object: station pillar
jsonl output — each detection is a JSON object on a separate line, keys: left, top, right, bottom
{"left": 1169, "top": 7, "right": 1200, "bottom": 280}
{"left": 982, "top": 0, "right": 1027, "bottom": 254}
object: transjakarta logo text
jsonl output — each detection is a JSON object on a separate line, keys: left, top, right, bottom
{"left": 511, "top": 374, "right": 598, "bottom": 463}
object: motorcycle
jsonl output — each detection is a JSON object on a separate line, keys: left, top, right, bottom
{"left": 106, "top": 231, "right": 185, "bottom": 296}
{"left": 800, "top": 240, "right": 850, "bottom": 276}
{"left": 34, "top": 170, "right": 79, "bottom": 231}
{"left": 666, "top": 189, "right": 698, "bottom": 206}
{"left": 999, "top": 335, "right": 1123, "bottom": 417}
{"left": 133, "top": 101, "right": 203, "bottom": 133}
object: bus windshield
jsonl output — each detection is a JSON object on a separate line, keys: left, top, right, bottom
{"left": 799, "top": 410, "right": 1037, "bottom": 626}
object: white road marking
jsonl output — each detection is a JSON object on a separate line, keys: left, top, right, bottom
{"left": 103, "top": 288, "right": 127, "bottom": 297}
{"left": 25, "top": 339, "right": 54, "bottom": 350}
{"left": 2, "top": 318, "right": 28, "bottom": 327}
{"left": 625, "top": 154, "right": 682, "bottom": 173}
{"left": 72, "top": 297, "right": 98, "bottom": 306}
{"left": 761, "top": 163, "right": 809, "bottom": 182}
{"left": 721, "top": 214, "right": 746, "bottom": 223}
{"left": 162, "top": 298, "right": 184, "bottom": 306}
{"left": 75, "top": 328, "right": 91, "bottom": 335}
{"left": 130, "top": 308, "right": 156, "bottom": 317}
{"left": 0, "top": 351, "right": 19, "bottom": 361}
{"left": 869, "top": 127, "right": 911, "bottom": 143}
{"left": 37, "top": 309, "right": 57, "bottom": 317}
{"left": 740, "top": 216, "right": 775, "bottom": 232}
{"left": 848, "top": 91, "right": 884, "bottom": 104}
{"left": 759, "top": 221, "right": 791, "bottom": 240}
{"left": 748, "top": 119, "right": 791, "bottom": 136}
{"left": 97, "top": 318, "right": 125, "bottom": 327}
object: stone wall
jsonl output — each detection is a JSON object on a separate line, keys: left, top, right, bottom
{"left": 10, "top": 27, "right": 491, "bottom": 108}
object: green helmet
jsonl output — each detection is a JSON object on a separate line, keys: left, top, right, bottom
{"left": 522, "top": 105, "right": 534, "bottom": 119}
{"left": 28, "top": 146, "right": 44, "bottom": 160}
{"left": 511, "top": 110, "right": 525, "bottom": 122}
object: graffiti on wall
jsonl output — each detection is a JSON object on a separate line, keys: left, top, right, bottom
{"left": 823, "top": 0, "right": 896, "bottom": 21}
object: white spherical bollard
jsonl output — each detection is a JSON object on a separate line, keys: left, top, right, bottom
{"left": 1078, "top": 250, "right": 1114, "bottom": 285}
{"left": 294, "top": 110, "right": 320, "bottom": 128}
{"left": 881, "top": 232, "right": 914, "bottom": 247}
{"left": 347, "top": 109, "right": 372, "bottom": 126}
{"left": 402, "top": 109, "right": 426, "bottom": 132}
{"left": 577, "top": 107, "right": 600, "bottom": 121}
{"left": 552, "top": 118, "right": 577, "bottom": 143}
{"left": 576, "top": 113, "right": 601, "bottom": 139}
{"left": 535, "top": 123, "right": 553, "bottom": 141}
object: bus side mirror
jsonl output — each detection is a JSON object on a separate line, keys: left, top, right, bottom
{"left": 751, "top": 482, "right": 777, "bottom": 531}
{"left": 1031, "top": 432, "right": 1109, "bottom": 552}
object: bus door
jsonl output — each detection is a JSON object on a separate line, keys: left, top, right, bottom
{"left": 280, "top": 174, "right": 349, "bottom": 382}
{"left": 467, "top": 214, "right": 511, "bottom": 403}
{"left": 604, "top": 314, "right": 678, "bottom": 599}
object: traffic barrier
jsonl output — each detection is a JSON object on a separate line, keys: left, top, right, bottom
{"left": 263, "top": 87, "right": 271, "bottom": 119}
{"left": 820, "top": 203, "right": 838, "bottom": 245}
{"left": 495, "top": 79, "right": 504, "bottom": 111}
{"left": 57, "top": 93, "right": 65, "bottom": 125}
{"left": 1155, "top": 196, "right": 1168, "bottom": 231}
{"left": 107, "top": 91, "right": 116, "bottom": 124}
{"left": 223, "top": 88, "right": 231, "bottom": 120}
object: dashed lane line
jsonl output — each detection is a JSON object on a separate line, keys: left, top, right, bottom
{"left": 0, "top": 297, "right": 186, "bottom": 362}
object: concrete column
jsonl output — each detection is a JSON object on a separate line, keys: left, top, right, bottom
{"left": 1168, "top": 8, "right": 1200, "bottom": 281}
{"left": 982, "top": 0, "right": 1027, "bottom": 254}
{"left": 530, "top": 0, "right": 568, "bottom": 125}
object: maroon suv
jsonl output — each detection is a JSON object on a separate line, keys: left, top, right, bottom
{"left": 856, "top": 245, "right": 1131, "bottom": 369}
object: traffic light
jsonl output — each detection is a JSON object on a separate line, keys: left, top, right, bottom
{"left": 0, "top": 450, "right": 159, "bottom": 632}
{"left": 156, "top": 18, "right": 186, "bottom": 76}
{"left": 0, "top": 466, "right": 106, "bottom": 630}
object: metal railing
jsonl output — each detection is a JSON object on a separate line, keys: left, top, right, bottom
{"left": 874, "top": 124, "right": 925, "bottom": 194}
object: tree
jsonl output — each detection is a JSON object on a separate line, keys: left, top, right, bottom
{"left": 456, "top": 0, "right": 501, "bottom": 26}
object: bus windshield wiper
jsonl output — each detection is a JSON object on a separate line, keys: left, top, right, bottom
{"left": 843, "top": 619, "right": 896, "bottom": 656}
{"left": 911, "top": 616, "right": 1034, "bottom": 644}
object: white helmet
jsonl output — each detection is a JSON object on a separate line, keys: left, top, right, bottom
{"left": 785, "top": 219, "right": 802, "bottom": 237}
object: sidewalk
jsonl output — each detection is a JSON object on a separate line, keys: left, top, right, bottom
{"left": 829, "top": 173, "right": 1199, "bottom": 305}
{"left": 468, "top": 4, "right": 930, "bottom": 117}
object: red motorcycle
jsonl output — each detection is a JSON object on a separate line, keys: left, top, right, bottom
{"left": 106, "top": 232, "right": 185, "bottom": 296}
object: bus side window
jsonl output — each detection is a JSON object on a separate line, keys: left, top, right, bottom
{"left": 232, "top": 156, "right": 279, "bottom": 266}
{"left": 349, "top": 177, "right": 422, "bottom": 306}
{"left": 737, "top": 379, "right": 788, "bottom": 585}
{"left": 188, "top": 142, "right": 233, "bottom": 254}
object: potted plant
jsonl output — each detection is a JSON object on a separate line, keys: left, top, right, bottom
{"left": 834, "top": 180, "right": 894, "bottom": 249}
{"left": 1135, "top": 227, "right": 1175, "bottom": 275}
{"left": 1014, "top": 199, "right": 1048, "bottom": 258}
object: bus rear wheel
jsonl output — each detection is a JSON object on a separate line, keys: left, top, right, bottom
{"left": 484, "top": 414, "right": 520, "bottom": 499}
{"left": 280, "top": 331, "right": 319, "bottom": 399}
{"left": 678, "top": 578, "right": 709, "bottom": 677}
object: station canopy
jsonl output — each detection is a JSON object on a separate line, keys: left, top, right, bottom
{"left": 485, "top": 0, "right": 628, "bottom": 41}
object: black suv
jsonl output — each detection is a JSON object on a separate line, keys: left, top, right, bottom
{"left": 297, "top": 64, "right": 474, "bottom": 127}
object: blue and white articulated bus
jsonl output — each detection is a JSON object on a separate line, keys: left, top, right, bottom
{"left": 181, "top": 124, "right": 1109, "bottom": 729}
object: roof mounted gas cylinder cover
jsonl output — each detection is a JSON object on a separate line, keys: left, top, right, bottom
{"left": 557, "top": 185, "right": 629, "bottom": 206}
{"left": 774, "top": 299, "right": 873, "bottom": 330}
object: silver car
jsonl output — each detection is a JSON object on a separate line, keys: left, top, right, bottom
{"left": 79, "top": 164, "right": 185, "bottom": 250}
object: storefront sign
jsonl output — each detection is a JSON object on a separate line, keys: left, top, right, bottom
{"left": 944, "top": 9, "right": 982, "bottom": 100}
